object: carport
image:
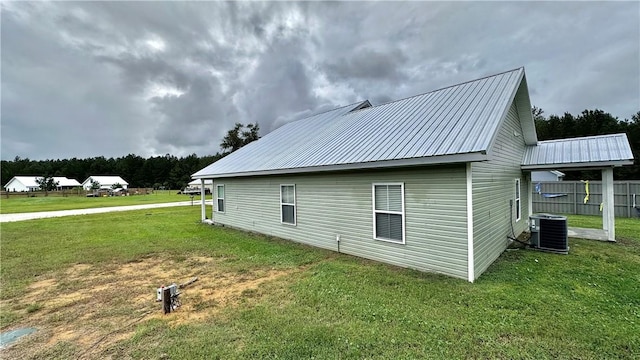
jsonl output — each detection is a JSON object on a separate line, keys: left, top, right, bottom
{"left": 522, "top": 133, "right": 635, "bottom": 241}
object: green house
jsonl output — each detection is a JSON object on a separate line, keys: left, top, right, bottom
{"left": 193, "top": 68, "right": 633, "bottom": 281}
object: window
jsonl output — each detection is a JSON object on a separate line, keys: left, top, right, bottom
{"left": 280, "top": 185, "right": 296, "bottom": 225}
{"left": 515, "top": 179, "right": 521, "bottom": 221}
{"left": 373, "top": 183, "right": 405, "bottom": 243}
{"left": 216, "top": 184, "right": 225, "bottom": 213}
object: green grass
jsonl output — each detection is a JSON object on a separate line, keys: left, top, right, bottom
{"left": 1, "top": 210, "right": 638, "bottom": 359}
{"left": 0, "top": 190, "right": 200, "bottom": 214}
{"left": 568, "top": 214, "right": 639, "bottom": 241}
{"left": 25, "top": 303, "right": 43, "bottom": 314}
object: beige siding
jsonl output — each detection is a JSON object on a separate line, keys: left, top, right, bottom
{"left": 213, "top": 165, "right": 469, "bottom": 279}
{"left": 472, "top": 102, "right": 529, "bottom": 278}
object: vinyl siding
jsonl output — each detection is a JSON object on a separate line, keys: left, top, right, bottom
{"left": 212, "top": 165, "right": 469, "bottom": 279}
{"left": 5, "top": 179, "right": 29, "bottom": 192}
{"left": 472, "top": 102, "right": 529, "bottom": 278}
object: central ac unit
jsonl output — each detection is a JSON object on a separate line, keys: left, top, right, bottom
{"left": 529, "top": 214, "right": 569, "bottom": 254}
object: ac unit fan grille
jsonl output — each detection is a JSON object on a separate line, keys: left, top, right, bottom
{"left": 539, "top": 218, "right": 568, "bottom": 250}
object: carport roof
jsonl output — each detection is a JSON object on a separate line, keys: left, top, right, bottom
{"left": 521, "top": 133, "right": 634, "bottom": 170}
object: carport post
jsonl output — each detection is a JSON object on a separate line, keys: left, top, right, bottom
{"left": 527, "top": 172, "right": 533, "bottom": 218}
{"left": 200, "top": 179, "right": 206, "bottom": 222}
{"left": 602, "top": 168, "right": 615, "bottom": 241}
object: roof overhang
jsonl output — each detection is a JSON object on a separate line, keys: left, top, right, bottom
{"left": 193, "top": 151, "right": 488, "bottom": 179}
{"left": 513, "top": 72, "right": 538, "bottom": 145}
{"left": 522, "top": 160, "right": 633, "bottom": 171}
{"left": 485, "top": 69, "right": 538, "bottom": 154}
{"left": 521, "top": 133, "right": 634, "bottom": 171}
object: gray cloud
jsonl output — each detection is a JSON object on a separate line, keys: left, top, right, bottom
{"left": 1, "top": 1, "right": 638, "bottom": 160}
{"left": 324, "top": 48, "right": 409, "bottom": 82}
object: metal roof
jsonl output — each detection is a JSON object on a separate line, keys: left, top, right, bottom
{"left": 4, "top": 176, "right": 81, "bottom": 189}
{"left": 194, "top": 68, "right": 536, "bottom": 179}
{"left": 522, "top": 133, "right": 634, "bottom": 169}
{"left": 188, "top": 179, "right": 213, "bottom": 186}
{"left": 4, "top": 176, "right": 40, "bottom": 188}
{"left": 53, "top": 177, "right": 82, "bottom": 187}
{"left": 82, "top": 176, "right": 129, "bottom": 185}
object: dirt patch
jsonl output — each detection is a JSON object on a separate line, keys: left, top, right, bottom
{"left": 24, "top": 279, "right": 57, "bottom": 300}
{"left": 67, "top": 263, "right": 92, "bottom": 274}
{"left": 1, "top": 256, "right": 296, "bottom": 359}
{"left": 152, "top": 268, "right": 295, "bottom": 326}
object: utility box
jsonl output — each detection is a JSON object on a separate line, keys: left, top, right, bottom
{"left": 157, "top": 283, "right": 178, "bottom": 302}
{"left": 529, "top": 214, "right": 569, "bottom": 254}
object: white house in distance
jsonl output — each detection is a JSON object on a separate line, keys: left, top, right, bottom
{"left": 53, "top": 177, "right": 82, "bottom": 190}
{"left": 4, "top": 176, "right": 82, "bottom": 192}
{"left": 193, "top": 67, "right": 634, "bottom": 282}
{"left": 187, "top": 179, "right": 213, "bottom": 191}
{"left": 82, "top": 176, "right": 129, "bottom": 190}
{"left": 531, "top": 170, "right": 565, "bottom": 182}
{"left": 4, "top": 176, "right": 41, "bottom": 192}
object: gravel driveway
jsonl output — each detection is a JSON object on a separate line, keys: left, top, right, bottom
{"left": 0, "top": 200, "right": 213, "bottom": 223}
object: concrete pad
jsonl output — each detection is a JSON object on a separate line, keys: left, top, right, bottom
{"left": 568, "top": 227, "right": 611, "bottom": 242}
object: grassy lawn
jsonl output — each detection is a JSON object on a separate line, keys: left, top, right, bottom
{"left": 1, "top": 209, "right": 638, "bottom": 359}
{"left": 0, "top": 190, "right": 198, "bottom": 214}
{"left": 568, "top": 214, "right": 638, "bottom": 241}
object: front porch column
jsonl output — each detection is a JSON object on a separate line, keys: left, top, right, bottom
{"left": 200, "top": 178, "right": 206, "bottom": 222}
{"left": 602, "top": 168, "right": 615, "bottom": 241}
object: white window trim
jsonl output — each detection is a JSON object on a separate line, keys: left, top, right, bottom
{"left": 515, "top": 178, "right": 521, "bottom": 222}
{"left": 216, "top": 184, "right": 225, "bottom": 213}
{"left": 371, "top": 182, "right": 406, "bottom": 244}
{"left": 280, "top": 184, "right": 296, "bottom": 226}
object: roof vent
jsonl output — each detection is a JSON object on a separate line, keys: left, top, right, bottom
{"left": 350, "top": 100, "right": 372, "bottom": 112}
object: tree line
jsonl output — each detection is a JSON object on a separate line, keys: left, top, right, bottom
{"left": 1, "top": 123, "right": 259, "bottom": 190}
{"left": 1, "top": 109, "right": 639, "bottom": 190}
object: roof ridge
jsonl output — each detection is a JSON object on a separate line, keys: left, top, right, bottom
{"left": 538, "top": 133, "right": 627, "bottom": 143}
{"left": 290, "top": 69, "right": 525, "bottom": 121}
{"left": 366, "top": 67, "right": 524, "bottom": 109}
{"left": 301, "top": 100, "right": 369, "bottom": 120}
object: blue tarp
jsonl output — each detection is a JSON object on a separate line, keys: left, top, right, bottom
{"left": 542, "top": 193, "right": 568, "bottom": 198}
{"left": 0, "top": 328, "right": 37, "bottom": 349}
{"left": 536, "top": 182, "right": 568, "bottom": 198}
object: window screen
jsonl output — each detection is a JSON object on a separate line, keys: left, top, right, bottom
{"left": 373, "top": 184, "right": 404, "bottom": 243}
{"left": 515, "top": 179, "right": 521, "bottom": 221}
{"left": 281, "top": 185, "right": 296, "bottom": 225}
{"left": 216, "top": 185, "right": 224, "bottom": 213}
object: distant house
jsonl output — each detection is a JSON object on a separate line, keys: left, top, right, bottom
{"left": 3, "top": 176, "right": 81, "bottom": 192}
{"left": 53, "top": 177, "right": 82, "bottom": 190}
{"left": 192, "top": 68, "right": 634, "bottom": 282}
{"left": 4, "top": 176, "right": 41, "bottom": 192}
{"left": 82, "top": 176, "right": 129, "bottom": 190}
{"left": 531, "top": 170, "right": 565, "bottom": 182}
{"left": 187, "top": 179, "right": 213, "bottom": 191}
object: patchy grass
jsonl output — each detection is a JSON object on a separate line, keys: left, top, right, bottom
{"left": 0, "top": 190, "right": 202, "bottom": 214}
{"left": 25, "top": 303, "right": 43, "bottom": 314}
{"left": 1, "top": 209, "right": 638, "bottom": 359}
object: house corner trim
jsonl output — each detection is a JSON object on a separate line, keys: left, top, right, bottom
{"left": 466, "top": 163, "right": 475, "bottom": 282}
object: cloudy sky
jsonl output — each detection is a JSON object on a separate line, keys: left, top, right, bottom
{"left": 1, "top": 1, "right": 638, "bottom": 160}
